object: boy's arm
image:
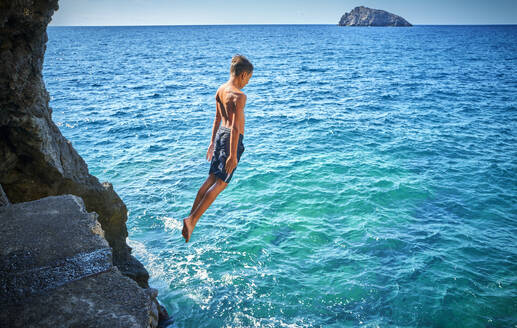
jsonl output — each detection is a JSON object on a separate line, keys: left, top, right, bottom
{"left": 225, "top": 94, "right": 246, "bottom": 175}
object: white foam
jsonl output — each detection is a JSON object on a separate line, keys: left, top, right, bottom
{"left": 161, "top": 216, "right": 183, "bottom": 232}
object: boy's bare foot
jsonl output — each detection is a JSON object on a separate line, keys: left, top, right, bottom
{"left": 182, "top": 217, "right": 194, "bottom": 243}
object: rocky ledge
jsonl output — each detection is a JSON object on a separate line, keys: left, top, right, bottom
{"left": 338, "top": 6, "right": 412, "bottom": 26}
{"left": 0, "top": 0, "right": 171, "bottom": 326}
{"left": 0, "top": 195, "right": 160, "bottom": 327}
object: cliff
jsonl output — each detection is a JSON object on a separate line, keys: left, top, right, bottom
{"left": 0, "top": 0, "right": 170, "bottom": 326}
{"left": 338, "top": 6, "right": 412, "bottom": 26}
{"left": 0, "top": 195, "right": 160, "bottom": 327}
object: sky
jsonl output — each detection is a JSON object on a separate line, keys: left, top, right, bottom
{"left": 49, "top": 0, "right": 517, "bottom": 26}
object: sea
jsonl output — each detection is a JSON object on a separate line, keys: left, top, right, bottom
{"left": 44, "top": 25, "right": 517, "bottom": 327}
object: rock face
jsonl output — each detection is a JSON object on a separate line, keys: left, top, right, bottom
{"left": 2, "top": 267, "right": 158, "bottom": 328}
{"left": 0, "top": 195, "right": 160, "bottom": 327}
{"left": 338, "top": 6, "right": 412, "bottom": 26}
{"left": 0, "top": 195, "right": 111, "bottom": 304}
{"left": 0, "top": 0, "right": 147, "bottom": 287}
{"left": 0, "top": 1, "right": 172, "bottom": 326}
{"left": 0, "top": 184, "right": 8, "bottom": 206}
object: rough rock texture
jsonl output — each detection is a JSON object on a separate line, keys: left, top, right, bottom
{"left": 338, "top": 6, "right": 412, "bottom": 26}
{"left": 0, "top": 0, "right": 148, "bottom": 287}
{"left": 1, "top": 267, "right": 158, "bottom": 328}
{"left": 0, "top": 1, "right": 171, "bottom": 326}
{"left": 0, "top": 184, "right": 8, "bottom": 206}
{"left": 0, "top": 195, "right": 111, "bottom": 304}
{"left": 0, "top": 195, "right": 160, "bottom": 327}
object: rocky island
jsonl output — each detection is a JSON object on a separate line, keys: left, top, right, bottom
{"left": 338, "top": 6, "right": 412, "bottom": 26}
{"left": 0, "top": 0, "right": 171, "bottom": 327}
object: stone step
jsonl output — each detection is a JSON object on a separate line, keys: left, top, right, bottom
{"left": 0, "top": 195, "right": 112, "bottom": 304}
{"left": 0, "top": 195, "right": 159, "bottom": 327}
{"left": 1, "top": 267, "right": 157, "bottom": 328}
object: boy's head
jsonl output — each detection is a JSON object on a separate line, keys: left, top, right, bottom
{"left": 230, "top": 54, "right": 253, "bottom": 86}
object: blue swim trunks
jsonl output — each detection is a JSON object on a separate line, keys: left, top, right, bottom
{"left": 209, "top": 126, "right": 245, "bottom": 183}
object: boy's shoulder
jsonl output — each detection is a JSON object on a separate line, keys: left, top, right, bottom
{"left": 216, "top": 84, "right": 246, "bottom": 101}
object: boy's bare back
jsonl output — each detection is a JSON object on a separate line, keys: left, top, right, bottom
{"left": 215, "top": 83, "right": 246, "bottom": 135}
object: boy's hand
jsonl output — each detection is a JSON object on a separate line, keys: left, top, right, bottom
{"left": 206, "top": 143, "right": 214, "bottom": 161}
{"left": 225, "top": 155, "right": 237, "bottom": 175}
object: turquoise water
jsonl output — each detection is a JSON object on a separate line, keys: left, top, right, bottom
{"left": 44, "top": 25, "right": 516, "bottom": 327}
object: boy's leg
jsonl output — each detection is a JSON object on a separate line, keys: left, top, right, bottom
{"left": 182, "top": 177, "right": 228, "bottom": 242}
{"left": 190, "top": 173, "right": 217, "bottom": 215}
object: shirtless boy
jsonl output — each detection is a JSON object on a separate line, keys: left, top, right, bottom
{"left": 182, "top": 55, "right": 253, "bottom": 243}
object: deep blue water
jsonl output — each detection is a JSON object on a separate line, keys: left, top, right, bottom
{"left": 44, "top": 25, "right": 517, "bottom": 327}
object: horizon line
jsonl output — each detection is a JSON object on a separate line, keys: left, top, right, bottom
{"left": 49, "top": 23, "right": 517, "bottom": 27}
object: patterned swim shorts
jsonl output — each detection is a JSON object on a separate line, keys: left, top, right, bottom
{"left": 209, "top": 126, "right": 245, "bottom": 183}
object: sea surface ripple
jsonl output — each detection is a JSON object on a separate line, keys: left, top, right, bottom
{"left": 44, "top": 25, "right": 517, "bottom": 327}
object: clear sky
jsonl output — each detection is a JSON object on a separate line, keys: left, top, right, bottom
{"left": 49, "top": 0, "right": 517, "bottom": 26}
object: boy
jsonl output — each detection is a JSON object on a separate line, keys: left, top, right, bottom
{"left": 182, "top": 54, "right": 253, "bottom": 243}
